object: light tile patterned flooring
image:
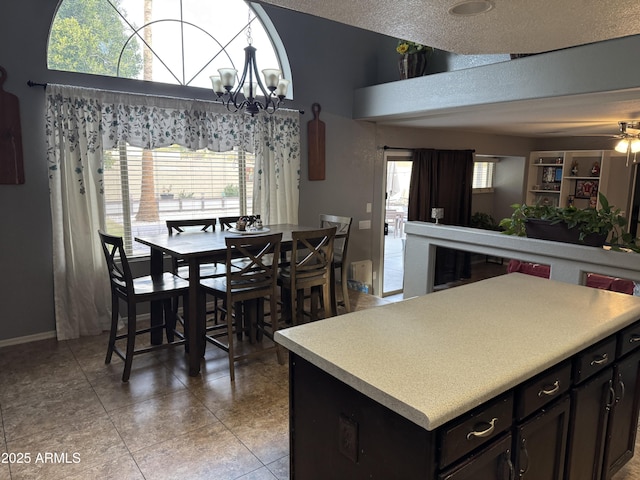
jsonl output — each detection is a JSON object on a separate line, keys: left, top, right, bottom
{"left": 1, "top": 287, "right": 639, "bottom": 480}
{"left": 0, "top": 291, "right": 392, "bottom": 480}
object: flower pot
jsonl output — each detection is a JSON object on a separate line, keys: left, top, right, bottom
{"left": 524, "top": 218, "right": 607, "bottom": 247}
{"left": 398, "top": 53, "right": 427, "bottom": 79}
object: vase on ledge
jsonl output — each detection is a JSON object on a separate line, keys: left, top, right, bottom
{"left": 398, "top": 52, "right": 427, "bottom": 79}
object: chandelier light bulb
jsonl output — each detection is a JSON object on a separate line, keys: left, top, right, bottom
{"left": 261, "top": 69, "right": 281, "bottom": 90}
{"left": 615, "top": 138, "right": 630, "bottom": 153}
{"left": 631, "top": 138, "right": 640, "bottom": 153}
{"left": 209, "top": 75, "right": 224, "bottom": 95}
{"left": 217, "top": 69, "right": 237, "bottom": 90}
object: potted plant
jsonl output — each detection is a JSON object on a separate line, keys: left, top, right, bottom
{"left": 471, "top": 211, "right": 502, "bottom": 231}
{"left": 160, "top": 185, "right": 174, "bottom": 199}
{"left": 499, "top": 193, "right": 639, "bottom": 251}
{"left": 396, "top": 39, "right": 434, "bottom": 79}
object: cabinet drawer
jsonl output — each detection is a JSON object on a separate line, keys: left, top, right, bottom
{"left": 438, "top": 393, "right": 513, "bottom": 469}
{"left": 573, "top": 336, "right": 617, "bottom": 384}
{"left": 617, "top": 320, "right": 640, "bottom": 358}
{"left": 515, "top": 361, "right": 571, "bottom": 421}
{"left": 438, "top": 433, "right": 513, "bottom": 480}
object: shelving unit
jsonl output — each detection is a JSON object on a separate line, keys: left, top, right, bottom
{"left": 526, "top": 150, "right": 632, "bottom": 213}
{"left": 526, "top": 151, "right": 564, "bottom": 207}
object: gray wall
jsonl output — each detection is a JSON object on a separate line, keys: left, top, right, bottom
{"left": 0, "top": 1, "right": 627, "bottom": 342}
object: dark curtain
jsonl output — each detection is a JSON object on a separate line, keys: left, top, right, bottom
{"left": 408, "top": 148, "right": 474, "bottom": 285}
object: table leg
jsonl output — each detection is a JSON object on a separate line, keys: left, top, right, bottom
{"left": 149, "top": 249, "right": 164, "bottom": 345}
{"left": 187, "top": 258, "right": 205, "bottom": 376}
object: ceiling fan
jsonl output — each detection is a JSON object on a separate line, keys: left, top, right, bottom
{"left": 614, "top": 121, "right": 640, "bottom": 165}
{"left": 615, "top": 121, "right": 640, "bottom": 152}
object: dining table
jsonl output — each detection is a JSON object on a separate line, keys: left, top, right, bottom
{"left": 135, "top": 223, "right": 328, "bottom": 376}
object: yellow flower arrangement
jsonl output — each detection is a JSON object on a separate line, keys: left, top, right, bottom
{"left": 396, "top": 39, "right": 432, "bottom": 55}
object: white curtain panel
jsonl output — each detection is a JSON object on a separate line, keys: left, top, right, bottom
{"left": 46, "top": 85, "right": 111, "bottom": 339}
{"left": 253, "top": 110, "right": 301, "bottom": 224}
{"left": 45, "top": 84, "right": 300, "bottom": 339}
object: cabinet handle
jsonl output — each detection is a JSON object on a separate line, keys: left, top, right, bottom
{"left": 606, "top": 380, "right": 615, "bottom": 411}
{"left": 617, "top": 374, "right": 626, "bottom": 404}
{"left": 537, "top": 380, "right": 560, "bottom": 397}
{"left": 504, "top": 449, "right": 515, "bottom": 480}
{"left": 519, "top": 438, "right": 530, "bottom": 477}
{"left": 590, "top": 353, "right": 608, "bottom": 366}
{"left": 630, "top": 334, "right": 640, "bottom": 343}
{"left": 466, "top": 417, "right": 497, "bottom": 440}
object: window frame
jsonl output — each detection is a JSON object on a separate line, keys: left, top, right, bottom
{"left": 472, "top": 159, "right": 497, "bottom": 193}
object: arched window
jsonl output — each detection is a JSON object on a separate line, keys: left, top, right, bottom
{"left": 47, "top": 0, "right": 288, "bottom": 91}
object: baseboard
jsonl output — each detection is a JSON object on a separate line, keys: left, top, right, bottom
{"left": 0, "top": 330, "right": 57, "bottom": 348}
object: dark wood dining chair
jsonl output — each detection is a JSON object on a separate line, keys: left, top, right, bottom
{"left": 320, "top": 214, "right": 352, "bottom": 313}
{"left": 166, "top": 218, "right": 224, "bottom": 280}
{"left": 166, "top": 218, "right": 226, "bottom": 330}
{"left": 218, "top": 215, "right": 261, "bottom": 231}
{"left": 200, "top": 232, "right": 283, "bottom": 381}
{"left": 98, "top": 230, "right": 189, "bottom": 382}
{"left": 279, "top": 226, "right": 336, "bottom": 325}
{"left": 217, "top": 216, "right": 238, "bottom": 230}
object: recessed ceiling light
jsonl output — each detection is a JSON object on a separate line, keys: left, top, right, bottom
{"left": 448, "top": 0, "right": 494, "bottom": 16}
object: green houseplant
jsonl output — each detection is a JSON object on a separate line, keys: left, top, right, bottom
{"left": 499, "top": 193, "right": 638, "bottom": 252}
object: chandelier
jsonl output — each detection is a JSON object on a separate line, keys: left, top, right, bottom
{"left": 209, "top": 13, "right": 289, "bottom": 116}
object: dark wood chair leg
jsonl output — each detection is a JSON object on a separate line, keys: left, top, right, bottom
{"left": 105, "top": 293, "right": 119, "bottom": 364}
{"left": 122, "top": 303, "right": 137, "bottom": 382}
{"left": 164, "top": 299, "right": 176, "bottom": 343}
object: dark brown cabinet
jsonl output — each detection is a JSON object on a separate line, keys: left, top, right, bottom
{"left": 565, "top": 368, "right": 613, "bottom": 480}
{"left": 438, "top": 434, "right": 513, "bottom": 480}
{"left": 565, "top": 326, "right": 640, "bottom": 480}
{"left": 514, "top": 396, "right": 570, "bottom": 479}
{"left": 602, "top": 348, "right": 640, "bottom": 479}
{"left": 287, "top": 321, "right": 640, "bottom": 480}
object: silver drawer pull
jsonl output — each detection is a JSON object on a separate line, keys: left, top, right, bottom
{"left": 590, "top": 353, "right": 608, "bottom": 366}
{"left": 538, "top": 380, "right": 560, "bottom": 397}
{"left": 466, "top": 417, "right": 497, "bottom": 440}
{"left": 629, "top": 335, "right": 640, "bottom": 343}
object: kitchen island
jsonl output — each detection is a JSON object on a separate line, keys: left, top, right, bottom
{"left": 274, "top": 273, "right": 640, "bottom": 479}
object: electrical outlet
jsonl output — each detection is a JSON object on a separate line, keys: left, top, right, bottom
{"left": 338, "top": 414, "right": 359, "bottom": 462}
{"left": 359, "top": 220, "right": 371, "bottom": 229}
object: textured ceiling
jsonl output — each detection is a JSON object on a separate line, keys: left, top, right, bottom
{"left": 257, "top": 0, "right": 640, "bottom": 54}
{"left": 259, "top": 0, "right": 640, "bottom": 138}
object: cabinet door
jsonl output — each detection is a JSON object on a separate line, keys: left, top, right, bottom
{"left": 514, "top": 396, "right": 570, "bottom": 479}
{"left": 603, "top": 349, "right": 640, "bottom": 479}
{"left": 438, "top": 434, "right": 513, "bottom": 480}
{"left": 565, "top": 368, "right": 613, "bottom": 480}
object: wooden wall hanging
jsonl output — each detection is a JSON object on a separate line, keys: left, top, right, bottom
{"left": 0, "top": 66, "right": 25, "bottom": 184}
{"left": 307, "top": 102, "right": 325, "bottom": 180}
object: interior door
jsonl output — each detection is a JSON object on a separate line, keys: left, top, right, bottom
{"left": 382, "top": 155, "right": 412, "bottom": 296}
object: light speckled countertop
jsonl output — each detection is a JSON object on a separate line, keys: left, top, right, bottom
{"left": 274, "top": 273, "right": 640, "bottom": 431}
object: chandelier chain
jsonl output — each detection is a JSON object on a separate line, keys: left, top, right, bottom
{"left": 246, "top": 9, "right": 253, "bottom": 46}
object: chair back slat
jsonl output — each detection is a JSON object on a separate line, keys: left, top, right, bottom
{"left": 225, "top": 233, "right": 282, "bottom": 295}
{"left": 218, "top": 215, "right": 261, "bottom": 231}
{"left": 291, "top": 227, "right": 336, "bottom": 287}
{"left": 319, "top": 214, "right": 352, "bottom": 260}
{"left": 167, "top": 218, "right": 216, "bottom": 235}
{"left": 98, "top": 230, "right": 134, "bottom": 296}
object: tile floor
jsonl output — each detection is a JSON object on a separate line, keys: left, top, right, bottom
{"left": 0, "top": 291, "right": 392, "bottom": 480}
{"left": 1, "top": 286, "right": 639, "bottom": 480}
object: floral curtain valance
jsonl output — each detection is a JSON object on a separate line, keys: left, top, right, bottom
{"left": 46, "top": 84, "right": 300, "bottom": 153}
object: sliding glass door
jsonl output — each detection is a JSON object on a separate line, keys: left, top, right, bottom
{"left": 382, "top": 153, "right": 413, "bottom": 296}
